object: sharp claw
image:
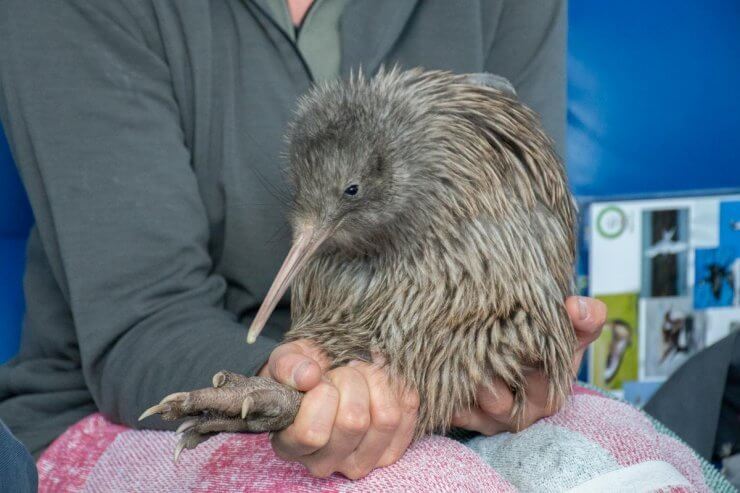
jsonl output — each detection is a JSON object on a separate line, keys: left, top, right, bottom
{"left": 161, "top": 392, "right": 189, "bottom": 404}
{"left": 241, "top": 396, "right": 253, "bottom": 419}
{"left": 138, "top": 404, "right": 168, "bottom": 421}
{"left": 212, "top": 372, "right": 226, "bottom": 388}
{"left": 174, "top": 440, "right": 186, "bottom": 463}
{"left": 176, "top": 420, "right": 197, "bottom": 435}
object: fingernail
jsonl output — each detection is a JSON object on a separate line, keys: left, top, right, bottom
{"left": 347, "top": 360, "right": 361, "bottom": 368}
{"left": 292, "top": 361, "right": 311, "bottom": 386}
{"left": 577, "top": 297, "right": 589, "bottom": 321}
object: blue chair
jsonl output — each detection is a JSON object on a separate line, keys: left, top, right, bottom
{"left": 0, "top": 126, "right": 33, "bottom": 363}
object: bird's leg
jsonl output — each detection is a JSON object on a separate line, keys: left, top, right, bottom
{"left": 139, "top": 371, "right": 302, "bottom": 460}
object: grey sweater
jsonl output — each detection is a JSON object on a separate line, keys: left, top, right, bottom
{"left": 0, "top": 0, "right": 566, "bottom": 455}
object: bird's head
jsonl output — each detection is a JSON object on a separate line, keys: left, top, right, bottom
{"left": 246, "top": 68, "right": 518, "bottom": 343}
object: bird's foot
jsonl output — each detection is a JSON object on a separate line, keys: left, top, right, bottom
{"left": 139, "top": 371, "right": 302, "bottom": 461}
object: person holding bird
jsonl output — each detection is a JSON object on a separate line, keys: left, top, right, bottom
{"left": 0, "top": 0, "right": 606, "bottom": 482}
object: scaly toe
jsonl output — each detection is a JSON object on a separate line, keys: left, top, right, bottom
{"left": 139, "top": 392, "right": 191, "bottom": 421}
{"left": 138, "top": 403, "right": 169, "bottom": 421}
{"left": 161, "top": 392, "right": 189, "bottom": 404}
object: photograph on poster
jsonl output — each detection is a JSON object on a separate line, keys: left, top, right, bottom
{"left": 700, "top": 307, "right": 740, "bottom": 347}
{"left": 718, "top": 201, "right": 740, "bottom": 307}
{"left": 694, "top": 247, "right": 735, "bottom": 309}
{"left": 591, "top": 293, "right": 639, "bottom": 390}
{"left": 718, "top": 200, "right": 740, "bottom": 253}
{"left": 641, "top": 209, "right": 689, "bottom": 298}
{"left": 589, "top": 203, "right": 641, "bottom": 296}
{"left": 640, "top": 296, "right": 704, "bottom": 380}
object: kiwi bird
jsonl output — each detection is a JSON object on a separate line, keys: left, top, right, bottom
{"left": 140, "top": 68, "right": 578, "bottom": 460}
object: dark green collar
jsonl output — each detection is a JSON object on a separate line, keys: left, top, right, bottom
{"left": 250, "top": 0, "right": 419, "bottom": 79}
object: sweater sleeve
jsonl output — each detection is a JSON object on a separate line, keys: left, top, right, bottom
{"left": 0, "top": 0, "right": 280, "bottom": 429}
{"left": 485, "top": 0, "right": 568, "bottom": 156}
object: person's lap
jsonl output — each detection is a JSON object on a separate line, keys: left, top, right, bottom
{"left": 34, "top": 385, "right": 729, "bottom": 492}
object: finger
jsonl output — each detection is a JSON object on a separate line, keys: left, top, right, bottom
{"left": 451, "top": 406, "right": 510, "bottom": 436}
{"left": 377, "top": 386, "right": 419, "bottom": 467}
{"left": 458, "top": 373, "right": 552, "bottom": 434}
{"left": 267, "top": 342, "right": 323, "bottom": 391}
{"left": 271, "top": 379, "right": 339, "bottom": 458}
{"left": 475, "top": 378, "right": 515, "bottom": 421}
{"left": 291, "top": 339, "right": 333, "bottom": 370}
{"left": 518, "top": 370, "right": 552, "bottom": 425}
{"left": 565, "top": 297, "right": 607, "bottom": 348}
{"left": 566, "top": 296, "right": 607, "bottom": 376}
{"left": 342, "top": 361, "right": 402, "bottom": 478}
{"left": 302, "top": 367, "right": 371, "bottom": 478}
{"left": 451, "top": 378, "right": 513, "bottom": 435}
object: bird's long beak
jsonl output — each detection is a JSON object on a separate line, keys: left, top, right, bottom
{"left": 246, "top": 227, "right": 327, "bottom": 344}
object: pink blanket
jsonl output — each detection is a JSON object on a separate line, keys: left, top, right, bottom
{"left": 37, "top": 386, "right": 733, "bottom": 492}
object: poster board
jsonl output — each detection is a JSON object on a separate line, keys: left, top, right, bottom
{"left": 587, "top": 192, "right": 740, "bottom": 401}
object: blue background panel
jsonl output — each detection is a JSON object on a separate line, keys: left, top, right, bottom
{"left": 0, "top": 129, "right": 33, "bottom": 237}
{"left": 1, "top": 126, "right": 31, "bottom": 362}
{"left": 0, "top": 238, "right": 26, "bottom": 362}
{"left": 568, "top": 0, "right": 740, "bottom": 198}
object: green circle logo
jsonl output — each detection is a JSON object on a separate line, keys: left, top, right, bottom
{"left": 596, "top": 206, "right": 626, "bottom": 239}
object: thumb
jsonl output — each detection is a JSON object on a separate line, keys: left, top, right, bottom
{"left": 267, "top": 342, "right": 323, "bottom": 391}
{"left": 566, "top": 296, "right": 607, "bottom": 347}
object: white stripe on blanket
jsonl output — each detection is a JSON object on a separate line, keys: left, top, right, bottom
{"left": 567, "top": 460, "right": 691, "bottom": 492}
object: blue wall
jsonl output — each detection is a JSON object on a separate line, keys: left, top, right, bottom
{"left": 568, "top": 0, "right": 740, "bottom": 199}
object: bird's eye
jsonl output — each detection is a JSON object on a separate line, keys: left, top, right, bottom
{"left": 344, "top": 184, "right": 359, "bottom": 196}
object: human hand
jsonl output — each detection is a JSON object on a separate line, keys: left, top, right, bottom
{"left": 259, "top": 341, "right": 420, "bottom": 479}
{"left": 451, "top": 296, "right": 607, "bottom": 435}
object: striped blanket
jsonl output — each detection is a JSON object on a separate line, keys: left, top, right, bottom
{"left": 37, "top": 386, "right": 734, "bottom": 492}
